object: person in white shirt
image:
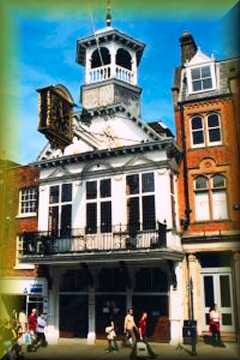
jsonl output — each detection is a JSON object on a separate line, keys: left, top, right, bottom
{"left": 209, "top": 304, "right": 224, "bottom": 347}
{"left": 124, "top": 308, "right": 138, "bottom": 345}
{"left": 36, "top": 313, "right": 47, "bottom": 348}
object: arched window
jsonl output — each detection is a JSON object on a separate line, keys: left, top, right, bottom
{"left": 190, "top": 113, "right": 222, "bottom": 148}
{"left": 91, "top": 47, "right": 111, "bottom": 68}
{"left": 116, "top": 48, "right": 132, "bottom": 70}
{"left": 194, "top": 174, "right": 228, "bottom": 221}
{"left": 191, "top": 116, "right": 204, "bottom": 146}
{"left": 207, "top": 113, "right": 221, "bottom": 144}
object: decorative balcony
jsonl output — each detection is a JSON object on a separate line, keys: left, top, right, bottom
{"left": 89, "top": 65, "right": 134, "bottom": 84}
{"left": 19, "top": 222, "right": 179, "bottom": 263}
{"left": 89, "top": 65, "right": 111, "bottom": 83}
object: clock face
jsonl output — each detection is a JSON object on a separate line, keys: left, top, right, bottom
{"left": 102, "top": 126, "right": 121, "bottom": 148}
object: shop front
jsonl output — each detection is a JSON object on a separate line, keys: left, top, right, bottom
{"left": 0, "top": 277, "right": 48, "bottom": 318}
{"left": 55, "top": 261, "right": 179, "bottom": 343}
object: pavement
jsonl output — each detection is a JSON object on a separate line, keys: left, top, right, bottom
{"left": 23, "top": 339, "right": 240, "bottom": 360}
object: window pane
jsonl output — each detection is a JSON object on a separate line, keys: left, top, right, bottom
{"left": 203, "top": 78, "right": 213, "bottom": 89}
{"left": 126, "top": 174, "right": 139, "bottom": 194}
{"left": 127, "top": 197, "right": 140, "bottom": 231}
{"left": 209, "top": 128, "right": 221, "bottom": 142}
{"left": 201, "top": 66, "right": 211, "bottom": 78}
{"left": 62, "top": 183, "right": 72, "bottom": 202}
{"left": 48, "top": 206, "right": 59, "bottom": 235}
{"left": 100, "top": 179, "right": 111, "bottom": 198}
{"left": 195, "top": 192, "right": 210, "bottom": 221}
{"left": 86, "top": 181, "right": 97, "bottom": 199}
{"left": 192, "top": 80, "right": 202, "bottom": 91}
{"left": 204, "top": 276, "right": 214, "bottom": 307}
{"left": 50, "top": 186, "right": 59, "bottom": 203}
{"left": 208, "top": 114, "right": 219, "bottom": 128}
{"left": 191, "top": 117, "right": 203, "bottom": 130}
{"left": 86, "top": 203, "right": 97, "bottom": 234}
{"left": 142, "top": 173, "right": 154, "bottom": 193}
{"left": 212, "top": 175, "right": 225, "bottom": 188}
{"left": 191, "top": 68, "right": 200, "bottom": 80}
{"left": 193, "top": 131, "right": 204, "bottom": 145}
{"left": 222, "top": 314, "right": 232, "bottom": 326}
{"left": 220, "top": 275, "right": 231, "bottom": 307}
{"left": 60, "top": 205, "right": 72, "bottom": 237}
{"left": 101, "top": 201, "right": 112, "bottom": 233}
{"left": 142, "top": 196, "right": 155, "bottom": 230}
{"left": 195, "top": 176, "right": 208, "bottom": 190}
{"left": 212, "top": 190, "right": 228, "bottom": 220}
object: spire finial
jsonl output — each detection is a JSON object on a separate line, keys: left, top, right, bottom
{"left": 105, "top": 0, "right": 112, "bottom": 27}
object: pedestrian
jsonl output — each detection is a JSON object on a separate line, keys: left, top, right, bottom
{"left": 209, "top": 304, "right": 225, "bottom": 347}
{"left": 124, "top": 308, "right": 138, "bottom": 346}
{"left": 18, "top": 310, "right": 27, "bottom": 335}
{"left": 27, "top": 308, "right": 38, "bottom": 351}
{"left": 36, "top": 313, "right": 47, "bottom": 348}
{"left": 137, "top": 312, "right": 156, "bottom": 358}
{"left": 28, "top": 308, "right": 37, "bottom": 334}
{"left": 105, "top": 317, "right": 118, "bottom": 352}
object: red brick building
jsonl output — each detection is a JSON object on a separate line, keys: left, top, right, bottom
{"left": 0, "top": 161, "right": 48, "bottom": 318}
{"left": 173, "top": 32, "right": 240, "bottom": 340}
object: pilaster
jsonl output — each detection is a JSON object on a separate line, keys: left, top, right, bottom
{"left": 233, "top": 252, "right": 240, "bottom": 343}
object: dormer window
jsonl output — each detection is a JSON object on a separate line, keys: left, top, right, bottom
{"left": 191, "top": 65, "right": 213, "bottom": 92}
{"left": 185, "top": 49, "right": 217, "bottom": 94}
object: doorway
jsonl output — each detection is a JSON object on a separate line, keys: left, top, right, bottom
{"left": 201, "top": 268, "right": 235, "bottom": 332}
{"left": 95, "top": 294, "right": 126, "bottom": 337}
{"left": 132, "top": 295, "right": 169, "bottom": 341}
{"left": 59, "top": 295, "right": 88, "bottom": 337}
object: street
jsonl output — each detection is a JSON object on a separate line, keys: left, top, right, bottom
{"left": 23, "top": 339, "right": 240, "bottom": 360}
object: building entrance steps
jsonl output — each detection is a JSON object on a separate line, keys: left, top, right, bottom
{"left": 23, "top": 339, "right": 239, "bottom": 360}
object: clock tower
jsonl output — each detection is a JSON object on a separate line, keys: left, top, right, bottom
{"left": 76, "top": 14, "right": 145, "bottom": 118}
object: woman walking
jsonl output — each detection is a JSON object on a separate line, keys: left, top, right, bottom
{"left": 209, "top": 304, "right": 225, "bottom": 347}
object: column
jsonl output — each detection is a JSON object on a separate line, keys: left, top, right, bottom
{"left": 110, "top": 45, "right": 117, "bottom": 80}
{"left": 87, "top": 287, "right": 96, "bottom": 344}
{"left": 45, "top": 267, "right": 60, "bottom": 344}
{"left": 126, "top": 267, "right": 135, "bottom": 311}
{"left": 131, "top": 52, "right": 137, "bottom": 85}
{"left": 188, "top": 254, "right": 202, "bottom": 334}
{"left": 169, "top": 261, "right": 184, "bottom": 344}
{"left": 85, "top": 49, "right": 92, "bottom": 84}
{"left": 233, "top": 252, "right": 240, "bottom": 343}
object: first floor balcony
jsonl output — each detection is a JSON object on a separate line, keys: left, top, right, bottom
{"left": 19, "top": 222, "right": 182, "bottom": 264}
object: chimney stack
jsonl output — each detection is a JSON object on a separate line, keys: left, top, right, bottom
{"left": 179, "top": 32, "right": 197, "bottom": 65}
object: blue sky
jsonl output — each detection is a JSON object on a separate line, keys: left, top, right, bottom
{"left": 8, "top": 5, "right": 235, "bottom": 164}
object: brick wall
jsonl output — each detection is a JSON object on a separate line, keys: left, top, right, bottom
{"left": 1, "top": 164, "right": 39, "bottom": 277}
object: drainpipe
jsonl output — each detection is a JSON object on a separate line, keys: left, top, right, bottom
{"left": 179, "top": 102, "right": 191, "bottom": 230}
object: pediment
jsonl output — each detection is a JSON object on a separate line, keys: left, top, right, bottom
{"left": 46, "top": 166, "right": 72, "bottom": 179}
{"left": 123, "top": 154, "right": 156, "bottom": 168}
{"left": 186, "top": 48, "right": 213, "bottom": 66}
{"left": 82, "top": 160, "right": 114, "bottom": 175}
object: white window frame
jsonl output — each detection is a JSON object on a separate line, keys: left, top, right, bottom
{"left": 14, "top": 235, "right": 35, "bottom": 270}
{"left": 190, "top": 115, "right": 205, "bottom": 148}
{"left": 126, "top": 171, "right": 156, "bottom": 230}
{"left": 190, "top": 112, "right": 222, "bottom": 149}
{"left": 186, "top": 62, "right": 217, "bottom": 95}
{"left": 48, "top": 183, "right": 72, "bottom": 232}
{"left": 85, "top": 178, "right": 112, "bottom": 233}
{"left": 206, "top": 113, "right": 222, "bottom": 146}
{"left": 17, "top": 187, "right": 37, "bottom": 218}
{"left": 194, "top": 174, "right": 228, "bottom": 222}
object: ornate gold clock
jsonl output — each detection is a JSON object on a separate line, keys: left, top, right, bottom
{"left": 37, "top": 84, "right": 74, "bottom": 151}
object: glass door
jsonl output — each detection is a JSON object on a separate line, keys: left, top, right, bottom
{"left": 201, "top": 270, "right": 235, "bottom": 332}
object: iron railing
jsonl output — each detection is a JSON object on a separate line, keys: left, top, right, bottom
{"left": 20, "top": 222, "right": 167, "bottom": 256}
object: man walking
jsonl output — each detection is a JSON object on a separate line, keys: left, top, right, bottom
{"left": 124, "top": 308, "right": 138, "bottom": 345}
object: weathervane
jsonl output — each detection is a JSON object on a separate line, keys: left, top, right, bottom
{"left": 105, "top": 0, "right": 112, "bottom": 27}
